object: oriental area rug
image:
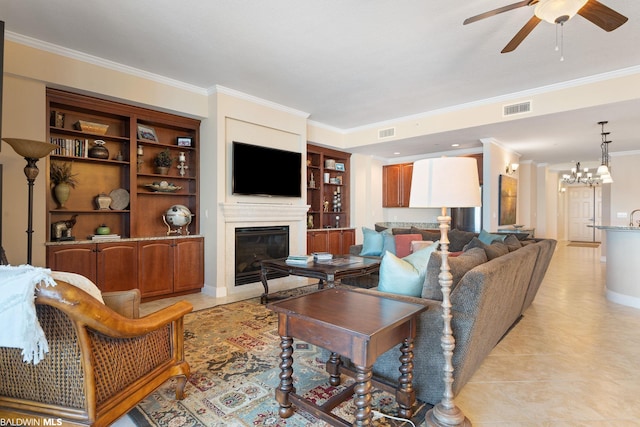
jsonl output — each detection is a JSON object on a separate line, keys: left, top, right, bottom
{"left": 129, "top": 286, "right": 428, "bottom": 426}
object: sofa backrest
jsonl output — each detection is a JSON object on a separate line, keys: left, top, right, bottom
{"left": 449, "top": 242, "right": 541, "bottom": 395}
{"left": 520, "top": 239, "right": 557, "bottom": 313}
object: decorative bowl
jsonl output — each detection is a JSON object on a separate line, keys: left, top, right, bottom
{"left": 74, "top": 120, "right": 109, "bottom": 135}
{"left": 145, "top": 181, "right": 182, "bottom": 193}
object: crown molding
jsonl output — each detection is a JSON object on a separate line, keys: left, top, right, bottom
{"left": 6, "top": 31, "right": 208, "bottom": 96}
{"left": 211, "top": 85, "right": 310, "bottom": 119}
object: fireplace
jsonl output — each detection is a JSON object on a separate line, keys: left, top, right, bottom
{"left": 235, "top": 226, "right": 289, "bottom": 285}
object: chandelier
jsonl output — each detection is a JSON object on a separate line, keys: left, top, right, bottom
{"left": 562, "top": 161, "right": 599, "bottom": 186}
{"left": 596, "top": 121, "right": 614, "bottom": 183}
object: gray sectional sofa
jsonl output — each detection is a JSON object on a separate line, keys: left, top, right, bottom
{"left": 341, "top": 232, "right": 557, "bottom": 406}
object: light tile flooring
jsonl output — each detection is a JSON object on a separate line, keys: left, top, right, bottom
{"left": 115, "top": 242, "right": 640, "bottom": 426}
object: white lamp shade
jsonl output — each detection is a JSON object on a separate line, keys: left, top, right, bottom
{"left": 597, "top": 164, "right": 609, "bottom": 175}
{"left": 409, "top": 157, "right": 481, "bottom": 208}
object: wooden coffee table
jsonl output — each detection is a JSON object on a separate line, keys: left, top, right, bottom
{"left": 259, "top": 255, "right": 380, "bottom": 303}
{"left": 267, "top": 288, "right": 427, "bottom": 426}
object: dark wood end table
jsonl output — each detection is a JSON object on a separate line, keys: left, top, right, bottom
{"left": 259, "top": 255, "right": 380, "bottom": 304}
{"left": 267, "top": 288, "right": 427, "bottom": 426}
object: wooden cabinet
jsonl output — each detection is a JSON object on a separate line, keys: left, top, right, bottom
{"left": 383, "top": 163, "right": 413, "bottom": 207}
{"left": 47, "top": 241, "right": 138, "bottom": 292}
{"left": 45, "top": 89, "right": 203, "bottom": 298}
{"left": 307, "top": 229, "right": 355, "bottom": 255}
{"left": 306, "top": 144, "right": 352, "bottom": 253}
{"left": 306, "top": 144, "right": 351, "bottom": 230}
{"left": 138, "top": 237, "right": 204, "bottom": 299}
{"left": 46, "top": 88, "right": 200, "bottom": 240}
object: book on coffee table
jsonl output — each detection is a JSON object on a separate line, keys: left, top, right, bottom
{"left": 286, "top": 255, "right": 313, "bottom": 264}
{"left": 312, "top": 252, "right": 333, "bottom": 261}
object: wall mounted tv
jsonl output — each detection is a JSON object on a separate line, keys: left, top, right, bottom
{"left": 232, "top": 141, "right": 302, "bottom": 198}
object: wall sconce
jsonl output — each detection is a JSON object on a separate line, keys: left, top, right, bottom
{"left": 505, "top": 163, "right": 519, "bottom": 175}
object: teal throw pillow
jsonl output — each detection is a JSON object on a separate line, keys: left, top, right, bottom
{"left": 378, "top": 241, "right": 439, "bottom": 297}
{"left": 478, "top": 229, "right": 507, "bottom": 245}
{"left": 360, "top": 227, "right": 394, "bottom": 256}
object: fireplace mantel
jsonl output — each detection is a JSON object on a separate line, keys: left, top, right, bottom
{"left": 214, "top": 202, "right": 310, "bottom": 299}
{"left": 220, "top": 202, "right": 310, "bottom": 222}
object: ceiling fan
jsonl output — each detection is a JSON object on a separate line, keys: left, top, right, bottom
{"left": 463, "top": 0, "right": 628, "bottom": 53}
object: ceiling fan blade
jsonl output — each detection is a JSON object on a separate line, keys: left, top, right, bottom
{"left": 577, "top": 0, "right": 628, "bottom": 32}
{"left": 464, "top": 0, "right": 534, "bottom": 25}
{"left": 501, "top": 15, "right": 542, "bottom": 53}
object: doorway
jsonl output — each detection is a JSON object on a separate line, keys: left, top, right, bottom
{"left": 567, "top": 185, "right": 601, "bottom": 242}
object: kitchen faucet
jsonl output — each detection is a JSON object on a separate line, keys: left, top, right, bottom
{"left": 629, "top": 209, "right": 640, "bottom": 227}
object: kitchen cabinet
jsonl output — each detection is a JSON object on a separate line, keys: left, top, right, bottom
{"left": 383, "top": 163, "right": 413, "bottom": 207}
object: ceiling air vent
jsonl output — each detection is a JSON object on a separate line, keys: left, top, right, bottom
{"left": 503, "top": 101, "right": 531, "bottom": 117}
{"left": 378, "top": 127, "right": 396, "bottom": 139}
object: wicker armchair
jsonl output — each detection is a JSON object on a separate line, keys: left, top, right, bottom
{"left": 0, "top": 279, "right": 192, "bottom": 427}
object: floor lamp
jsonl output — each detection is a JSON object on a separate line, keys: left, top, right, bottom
{"left": 2, "top": 138, "right": 57, "bottom": 265}
{"left": 409, "top": 157, "right": 481, "bottom": 427}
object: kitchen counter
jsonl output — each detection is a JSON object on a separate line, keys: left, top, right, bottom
{"left": 594, "top": 226, "right": 640, "bottom": 309}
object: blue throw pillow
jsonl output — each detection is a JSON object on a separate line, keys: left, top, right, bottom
{"left": 360, "top": 227, "right": 384, "bottom": 256}
{"left": 377, "top": 241, "right": 439, "bottom": 297}
{"left": 478, "top": 229, "right": 506, "bottom": 245}
{"left": 360, "top": 227, "right": 395, "bottom": 256}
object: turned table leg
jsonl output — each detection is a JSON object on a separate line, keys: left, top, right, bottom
{"left": 353, "top": 365, "right": 373, "bottom": 426}
{"left": 275, "top": 335, "right": 295, "bottom": 418}
{"left": 326, "top": 352, "right": 342, "bottom": 386}
{"left": 396, "top": 336, "right": 416, "bottom": 419}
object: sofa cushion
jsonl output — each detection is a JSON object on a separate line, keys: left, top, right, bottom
{"left": 478, "top": 229, "right": 507, "bottom": 245}
{"left": 410, "top": 226, "right": 441, "bottom": 242}
{"left": 411, "top": 240, "right": 435, "bottom": 253}
{"left": 378, "top": 242, "right": 439, "bottom": 297}
{"left": 422, "top": 247, "right": 488, "bottom": 300}
{"left": 464, "top": 237, "right": 510, "bottom": 260}
{"left": 394, "top": 233, "right": 423, "bottom": 258}
{"left": 448, "top": 229, "right": 477, "bottom": 252}
{"left": 504, "top": 234, "right": 523, "bottom": 251}
{"left": 51, "top": 271, "right": 104, "bottom": 303}
{"left": 360, "top": 227, "right": 386, "bottom": 256}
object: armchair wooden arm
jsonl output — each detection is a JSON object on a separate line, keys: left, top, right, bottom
{"left": 0, "top": 280, "right": 193, "bottom": 427}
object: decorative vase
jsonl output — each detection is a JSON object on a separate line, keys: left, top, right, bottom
{"left": 54, "top": 183, "right": 71, "bottom": 208}
{"left": 88, "top": 140, "right": 109, "bottom": 159}
{"left": 96, "top": 224, "right": 111, "bottom": 235}
{"left": 95, "top": 193, "right": 112, "bottom": 210}
{"left": 156, "top": 166, "right": 169, "bottom": 175}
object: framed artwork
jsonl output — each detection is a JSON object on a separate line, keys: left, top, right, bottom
{"left": 137, "top": 124, "right": 157, "bottom": 141}
{"left": 335, "top": 162, "right": 345, "bottom": 171}
{"left": 177, "top": 136, "right": 193, "bottom": 147}
{"left": 499, "top": 174, "right": 517, "bottom": 225}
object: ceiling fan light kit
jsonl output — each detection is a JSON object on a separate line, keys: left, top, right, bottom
{"left": 463, "top": 0, "right": 628, "bottom": 54}
{"left": 534, "top": 0, "right": 589, "bottom": 24}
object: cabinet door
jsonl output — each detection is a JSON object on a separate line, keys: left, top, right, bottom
{"left": 47, "top": 244, "right": 97, "bottom": 283}
{"left": 400, "top": 163, "right": 413, "bottom": 207}
{"left": 327, "top": 230, "right": 342, "bottom": 255}
{"left": 174, "top": 238, "right": 204, "bottom": 292}
{"left": 138, "top": 240, "right": 174, "bottom": 298}
{"left": 307, "top": 230, "right": 328, "bottom": 253}
{"left": 96, "top": 242, "right": 138, "bottom": 292}
{"left": 382, "top": 164, "right": 402, "bottom": 207}
{"left": 340, "top": 229, "right": 356, "bottom": 254}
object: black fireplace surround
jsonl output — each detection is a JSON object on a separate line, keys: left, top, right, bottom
{"left": 235, "top": 226, "right": 289, "bottom": 285}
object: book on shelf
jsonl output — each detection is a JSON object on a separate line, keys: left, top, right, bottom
{"left": 89, "top": 234, "right": 121, "bottom": 240}
{"left": 312, "top": 252, "right": 333, "bottom": 260}
{"left": 285, "top": 255, "right": 313, "bottom": 264}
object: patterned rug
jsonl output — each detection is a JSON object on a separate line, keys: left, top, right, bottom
{"left": 129, "top": 285, "right": 429, "bottom": 426}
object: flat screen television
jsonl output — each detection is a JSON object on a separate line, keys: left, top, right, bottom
{"left": 232, "top": 141, "right": 302, "bottom": 198}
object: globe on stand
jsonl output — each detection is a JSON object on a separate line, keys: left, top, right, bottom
{"left": 162, "top": 204, "right": 194, "bottom": 235}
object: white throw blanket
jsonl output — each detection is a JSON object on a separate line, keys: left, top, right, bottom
{"left": 0, "top": 264, "right": 57, "bottom": 364}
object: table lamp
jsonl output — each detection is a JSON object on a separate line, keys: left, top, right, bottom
{"left": 3, "top": 138, "right": 57, "bottom": 264}
{"left": 409, "top": 156, "right": 481, "bottom": 427}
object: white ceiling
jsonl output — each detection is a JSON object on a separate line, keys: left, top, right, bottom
{"left": 1, "top": 0, "right": 639, "bottom": 169}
